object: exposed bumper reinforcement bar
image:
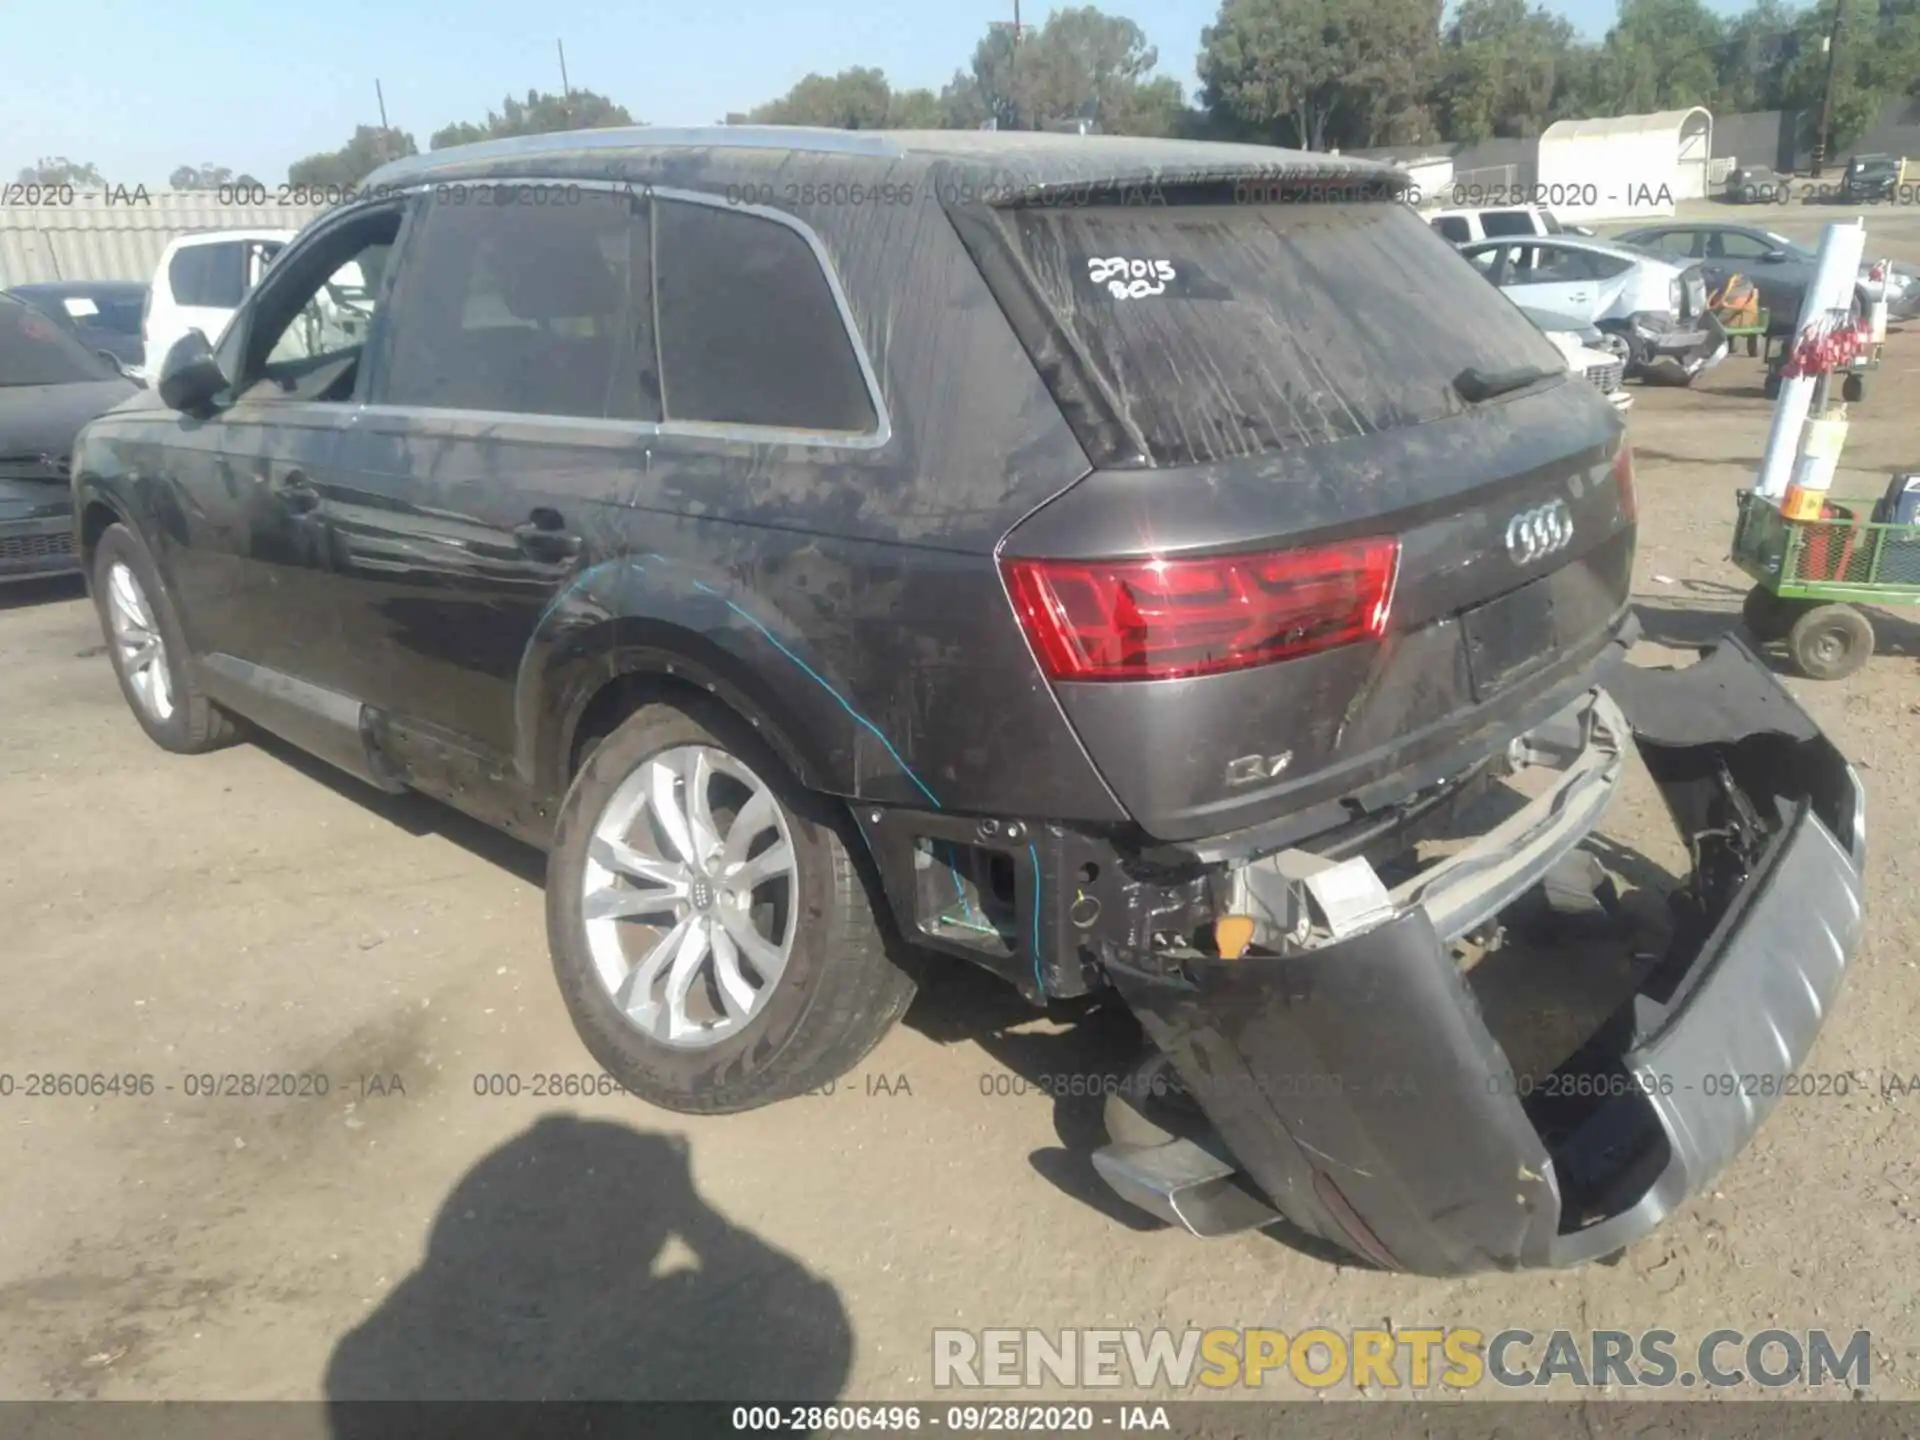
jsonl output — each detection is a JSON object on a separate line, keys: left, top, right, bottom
{"left": 1099, "top": 637, "right": 1866, "bottom": 1272}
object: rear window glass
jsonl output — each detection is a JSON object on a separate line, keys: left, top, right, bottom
{"left": 986, "top": 201, "right": 1565, "bottom": 467}
{"left": 1479, "top": 210, "right": 1537, "bottom": 238}
{"left": 0, "top": 298, "right": 118, "bottom": 386}
{"left": 1431, "top": 216, "right": 1470, "bottom": 243}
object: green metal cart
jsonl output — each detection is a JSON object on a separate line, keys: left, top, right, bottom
{"left": 1716, "top": 305, "right": 1769, "bottom": 358}
{"left": 1732, "top": 487, "right": 1920, "bottom": 679}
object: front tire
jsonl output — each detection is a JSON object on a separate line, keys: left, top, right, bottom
{"left": 91, "top": 523, "right": 240, "bottom": 754}
{"left": 545, "top": 699, "right": 917, "bottom": 1113}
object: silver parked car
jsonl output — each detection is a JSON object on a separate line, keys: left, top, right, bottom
{"left": 1459, "top": 235, "right": 1728, "bottom": 383}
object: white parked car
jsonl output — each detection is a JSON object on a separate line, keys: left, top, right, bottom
{"left": 140, "top": 229, "right": 294, "bottom": 380}
{"left": 1521, "top": 308, "right": 1631, "bottom": 412}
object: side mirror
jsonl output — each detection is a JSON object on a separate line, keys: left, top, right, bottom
{"left": 156, "top": 331, "right": 227, "bottom": 415}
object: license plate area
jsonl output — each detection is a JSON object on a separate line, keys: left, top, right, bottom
{"left": 1463, "top": 577, "right": 1556, "bottom": 700}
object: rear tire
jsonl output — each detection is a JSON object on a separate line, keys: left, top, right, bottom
{"left": 91, "top": 523, "right": 240, "bottom": 754}
{"left": 545, "top": 698, "right": 917, "bottom": 1114}
{"left": 1788, "top": 603, "right": 1874, "bottom": 680}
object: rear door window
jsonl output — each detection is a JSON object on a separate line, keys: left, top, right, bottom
{"left": 981, "top": 200, "right": 1564, "bottom": 467}
{"left": 377, "top": 189, "right": 658, "bottom": 421}
{"left": 653, "top": 198, "right": 878, "bottom": 434}
{"left": 1431, "top": 216, "right": 1471, "bottom": 244}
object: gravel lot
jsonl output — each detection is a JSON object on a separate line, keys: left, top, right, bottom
{"left": 3, "top": 201, "right": 1918, "bottom": 1405}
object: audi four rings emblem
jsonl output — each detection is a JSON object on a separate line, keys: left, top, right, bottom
{"left": 1504, "top": 500, "right": 1575, "bottom": 566}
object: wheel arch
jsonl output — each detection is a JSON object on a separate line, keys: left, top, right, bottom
{"left": 76, "top": 493, "right": 129, "bottom": 575}
{"left": 541, "top": 624, "right": 838, "bottom": 800}
{"left": 515, "top": 555, "right": 946, "bottom": 814}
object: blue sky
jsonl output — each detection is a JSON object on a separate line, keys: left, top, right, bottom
{"left": 6, "top": 0, "right": 1773, "bottom": 185}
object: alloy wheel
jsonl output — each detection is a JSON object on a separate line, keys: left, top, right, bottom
{"left": 106, "top": 561, "right": 175, "bottom": 722}
{"left": 580, "top": 744, "right": 798, "bottom": 1049}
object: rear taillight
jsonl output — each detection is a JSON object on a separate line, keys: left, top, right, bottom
{"left": 1002, "top": 539, "right": 1400, "bottom": 682}
{"left": 1612, "top": 444, "right": 1637, "bottom": 524}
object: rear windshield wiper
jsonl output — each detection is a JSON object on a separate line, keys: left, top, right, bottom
{"left": 1453, "top": 363, "right": 1559, "bottom": 405}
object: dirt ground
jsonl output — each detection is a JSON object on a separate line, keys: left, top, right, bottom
{"left": 3, "top": 203, "right": 1919, "bottom": 1406}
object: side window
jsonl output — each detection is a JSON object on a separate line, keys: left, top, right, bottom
{"left": 169, "top": 241, "right": 246, "bottom": 308}
{"left": 377, "top": 190, "right": 657, "bottom": 421}
{"left": 1464, "top": 246, "right": 1501, "bottom": 276}
{"left": 1479, "top": 210, "right": 1537, "bottom": 238}
{"left": 1579, "top": 251, "right": 1634, "bottom": 280}
{"left": 235, "top": 207, "right": 404, "bottom": 404}
{"left": 1432, "top": 216, "right": 1471, "bottom": 244}
{"left": 1496, "top": 243, "right": 1542, "bottom": 283}
{"left": 1710, "top": 232, "right": 1772, "bottom": 259}
{"left": 653, "top": 198, "right": 878, "bottom": 434}
{"left": 1646, "top": 230, "right": 1700, "bottom": 258}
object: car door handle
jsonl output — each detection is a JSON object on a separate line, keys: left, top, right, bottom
{"left": 1567, "top": 291, "right": 1590, "bottom": 301}
{"left": 513, "top": 518, "right": 582, "bottom": 559}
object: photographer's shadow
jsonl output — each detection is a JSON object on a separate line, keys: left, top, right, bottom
{"left": 324, "top": 1115, "right": 851, "bottom": 1419}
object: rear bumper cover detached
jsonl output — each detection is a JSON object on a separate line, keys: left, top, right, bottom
{"left": 1104, "top": 637, "right": 1865, "bottom": 1274}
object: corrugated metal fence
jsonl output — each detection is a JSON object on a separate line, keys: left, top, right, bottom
{"left": 0, "top": 193, "right": 329, "bottom": 287}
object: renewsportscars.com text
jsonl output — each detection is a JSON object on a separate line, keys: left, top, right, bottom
{"left": 932, "top": 1327, "right": 1871, "bottom": 1391}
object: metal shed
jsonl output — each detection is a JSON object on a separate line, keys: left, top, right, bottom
{"left": 1537, "top": 108, "right": 1713, "bottom": 221}
{"left": 0, "top": 193, "right": 326, "bottom": 288}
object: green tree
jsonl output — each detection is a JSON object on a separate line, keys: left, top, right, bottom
{"left": 429, "top": 87, "right": 635, "bottom": 151}
{"left": 1436, "top": 0, "right": 1578, "bottom": 142}
{"left": 16, "top": 157, "right": 105, "bottom": 186}
{"left": 739, "top": 67, "right": 895, "bottom": 127}
{"left": 1589, "top": 0, "right": 1725, "bottom": 113}
{"left": 287, "top": 126, "right": 418, "bottom": 187}
{"left": 886, "top": 87, "right": 947, "bottom": 128}
{"left": 168, "top": 163, "right": 257, "bottom": 190}
{"left": 941, "top": 6, "right": 1187, "bottom": 135}
{"left": 1198, "top": 0, "right": 1441, "bottom": 151}
{"left": 1779, "top": 0, "right": 1920, "bottom": 148}
{"left": 1714, "top": 0, "right": 1798, "bottom": 113}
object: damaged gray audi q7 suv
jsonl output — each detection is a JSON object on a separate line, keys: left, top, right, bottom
{"left": 69, "top": 127, "right": 1866, "bottom": 1275}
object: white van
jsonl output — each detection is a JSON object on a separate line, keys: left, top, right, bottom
{"left": 139, "top": 229, "right": 295, "bottom": 379}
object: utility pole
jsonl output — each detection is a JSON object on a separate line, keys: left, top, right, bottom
{"left": 374, "top": 79, "right": 389, "bottom": 130}
{"left": 557, "top": 38, "right": 571, "bottom": 96}
{"left": 1812, "top": 0, "right": 1846, "bottom": 178}
{"left": 990, "top": 2, "right": 1024, "bottom": 130}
